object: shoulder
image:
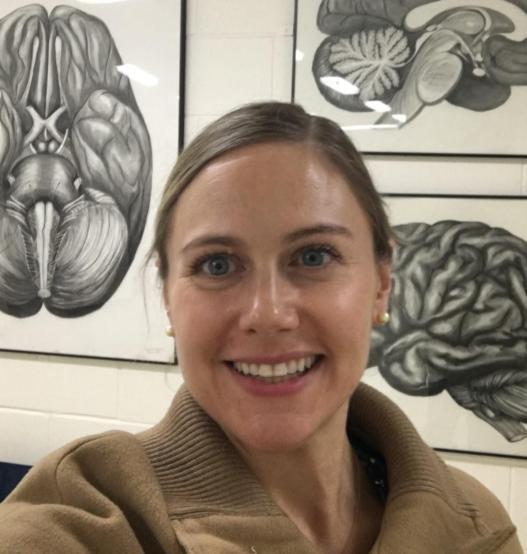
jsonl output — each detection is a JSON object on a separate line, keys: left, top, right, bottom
{"left": 445, "top": 465, "right": 523, "bottom": 553}
{"left": 447, "top": 465, "right": 512, "bottom": 530}
{"left": 12, "top": 430, "right": 152, "bottom": 497}
{"left": 0, "top": 431, "right": 180, "bottom": 553}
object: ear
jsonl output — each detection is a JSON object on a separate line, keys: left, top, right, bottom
{"left": 162, "top": 284, "right": 170, "bottom": 315}
{"left": 155, "top": 255, "right": 171, "bottom": 314}
{"left": 373, "top": 256, "right": 392, "bottom": 322}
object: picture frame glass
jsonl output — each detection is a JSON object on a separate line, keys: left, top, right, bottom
{"left": 294, "top": 0, "right": 527, "bottom": 156}
{"left": 0, "top": 0, "right": 184, "bottom": 362}
{"left": 363, "top": 195, "right": 527, "bottom": 458}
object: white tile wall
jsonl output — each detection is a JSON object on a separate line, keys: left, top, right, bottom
{"left": 522, "top": 162, "right": 527, "bottom": 195}
{"left": 187, "top": 36, "right": 275, "bottom": 114}
{"left": 1, "top": 0, "right": 526, "bottom": 549}
{"left": 188, "top": 0, "right": 293, "bottom": 36}
{"left": 117, "top": 366, "right": 182, "bottom": 423}
{"left": 48, "top": 413, "right": 149, "bottom": 454}
{"left": 0, "top": 355, "right": 50, "bottom": 412}
{"left": 272, "top": 36, "right": 294, "bottom": 100}
{"left": 366, "top": 155, "right": 524, "bottom": 195}
{"left": 0, "top": 408, "right": 50, "bottom": 466}
{"left": 184, "top": 114, "right": 218, "bottom": 143}
{"left": 47, "top": 361, "right": 118, "bottom": 418}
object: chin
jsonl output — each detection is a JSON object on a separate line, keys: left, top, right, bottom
{"left": 227, "top": 418, "right": 316, "bottom": 454}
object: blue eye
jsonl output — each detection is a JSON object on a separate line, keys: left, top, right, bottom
{"left": 203, "top": 256, "right": 232, "bottom": 276}
{"left": 301, "top": 249, "right": 328, "bottom": 267}
{"left": 298, "top": 245, "right": 341, "bottom": 268}
{"left": 301, "top": 248, "right": 332, "bottom": 267}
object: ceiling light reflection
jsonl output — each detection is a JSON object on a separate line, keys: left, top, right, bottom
{"left": 342, "top": 124, "right": 399, "bottom": 131}
{"left": 117, "top": 64, "right": 159, "bottom": 87}
{"left": 320, "top": 76, "right": 359, "bottom": 95}
{"left": 364, "top": 100, "right": 391, "bottom": 113}
{"left": 392, "top": 113, "right": 407, "bottom": 123}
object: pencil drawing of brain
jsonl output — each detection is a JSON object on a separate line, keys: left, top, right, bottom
{"left": 368, "top": 221, "right": 527, "bottom": 442}
{"left": 312, "top": 0, "right": 527, "bottom": 125}
{"left": 0, "top": 5, "right": 151, "bottom": 318}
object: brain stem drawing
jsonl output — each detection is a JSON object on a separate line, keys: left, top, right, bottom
{"left": 0, "top": 5, "right": 152, "bottom": 318}
{"left": 368, "top": 221, "right": 527, "bottom": 442}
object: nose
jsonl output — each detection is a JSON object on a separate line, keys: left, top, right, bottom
{"left": 238, "top": 270, "right": 299, "bottom": 334}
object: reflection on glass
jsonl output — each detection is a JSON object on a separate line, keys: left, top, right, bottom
{"left": 341, "top": 124, "right": 399, "bottom": 131}
{"left": 116, "top": 64, "right": 159, "bottom": 87}
{"left": 392, "top": 114, "right": 407, "bottom": 123}
{"left": 364, "top": 100, "right": 391, "bottom": 113}
{"left": 320, "top": 76, "right": 359, "bottom": 95}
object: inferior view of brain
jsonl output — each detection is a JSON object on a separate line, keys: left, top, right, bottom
{"left": 0, "top": 5, "right": 151, "bottom": 318}
{"left": 368, "top": 220, "right": 527, "bottom": 442}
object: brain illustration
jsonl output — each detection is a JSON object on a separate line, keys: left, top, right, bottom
{"left": 0, "top": 5, "right": 151, "bottom": 318}
{"left": 312, "top": 0, "right": 527, "bottom": 124}
{"left": 368, "top": 221, "right": 527, "bottom": 442}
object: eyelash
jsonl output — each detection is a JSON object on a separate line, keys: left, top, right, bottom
{"left": 291, "top": 244, "right": 342, "bottom": 267}
{"left": 188, "top": 251, "right": 235, "bottom": 276}
{"left": 188, "top": 243, "right": 343, "bottom": 277}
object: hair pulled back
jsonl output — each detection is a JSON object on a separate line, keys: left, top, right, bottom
{"left": 152, "top": 102, "right": 392, "bottom": 278}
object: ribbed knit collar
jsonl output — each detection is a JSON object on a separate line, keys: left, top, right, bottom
{"left": 138, "top": 382, "right": 473, "bottom": 520}
{"left": 138, "top": 385, "right": 280, "bottom": 518}
{"left": 346, "top": 384, "right": 477, "bottom": 515}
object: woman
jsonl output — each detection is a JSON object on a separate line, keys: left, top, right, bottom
{"left": 0, "top": 102, "right": 521, "bottom": 553}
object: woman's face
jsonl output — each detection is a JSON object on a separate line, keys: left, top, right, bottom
{"left": 164, "top": 142, "right": 390, "bottom": 453}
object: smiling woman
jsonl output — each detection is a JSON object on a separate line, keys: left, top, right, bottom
{"left": 162, "top": 139, "right": 390, "bottom": 462}
{"left": 0, "top": 102, "right": 522, "bottom": 554}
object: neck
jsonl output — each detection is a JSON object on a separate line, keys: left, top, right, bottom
{"left": 230, "top": 403, "right": 357, "bottom": 552}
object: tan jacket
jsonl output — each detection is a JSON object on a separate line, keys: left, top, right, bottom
{"left": 0, "top": 384, "right": 522, "bottom": 553}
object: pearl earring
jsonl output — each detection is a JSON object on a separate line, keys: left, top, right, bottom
{"left": 166, "top": 325, "right": 174, "bottom": 337}
{"left": 378, "top": 312, "right": 390, "bottom": 325}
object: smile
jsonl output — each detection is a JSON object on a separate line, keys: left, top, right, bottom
{"left": 226, "top": 355, "right": 324, "bottom": 382}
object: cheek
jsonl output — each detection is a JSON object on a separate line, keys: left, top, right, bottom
{"left": 169, "top": 287, "right": 231, "bottom": 354}
{"left": 322, "top": 278, "right": 376, "bottom": 320}
{"left": 313, "top": 281, "right": 376, "bottom": 350}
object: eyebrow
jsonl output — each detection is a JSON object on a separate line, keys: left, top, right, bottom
{"left": 285, "top": 223, "right": 353, "bottom": 243}
{"left": 180, "top": 224, "right": 353, "bottom": 253}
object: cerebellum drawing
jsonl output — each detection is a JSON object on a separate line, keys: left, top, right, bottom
{"left": 312, "top": 0, "right": 527, "bottom": 126}
{"left": 0, "top": 4, "right": 152, "bottom": 318}
{"left": 368, "top": 220, "right": 527, "bottom": 442}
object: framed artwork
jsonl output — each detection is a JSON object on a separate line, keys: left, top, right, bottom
{"left": 293, "top": 0, "right": 527, "bottom": 156}
{"left": 363, "top": 194, "right": 527, "bottom": 458}
{"left": 0, "top": 0, "right": 186, "bottom": 363}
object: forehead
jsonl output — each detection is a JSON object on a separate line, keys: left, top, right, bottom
{"left": 169, "top": 142, "right": 368, "bottom": 240}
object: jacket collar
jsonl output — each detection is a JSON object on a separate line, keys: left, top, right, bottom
{"left": 138, "top": 383, "right": 516, "bottom": 552}
{"left": 348, "top": 384, "right": 473, "bottom": 512}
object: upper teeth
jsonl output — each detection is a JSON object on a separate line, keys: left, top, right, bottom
{"left": 232, "top": 355, "right": 318, "bottom": 377}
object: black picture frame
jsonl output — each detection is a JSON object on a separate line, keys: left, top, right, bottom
{"left": 293, "top": 0, "right": 527, "bottom": 158}
{"left": 363, "top": 193, "right": 527, "bottom": 458}
{"left": 0, "top": 1, "right": 187, "bottom": 364}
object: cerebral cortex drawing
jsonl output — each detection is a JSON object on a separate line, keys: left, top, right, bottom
{"left": 312, "top": 0, "right": 527, "bottom": 126}
{"left": 368, "top": 220, "right": 527, "bottom": 442}
{"left": 0, "top": 4, "right": 152, "bottom": 318}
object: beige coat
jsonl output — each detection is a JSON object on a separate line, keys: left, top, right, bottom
{"left": 0, "top": 384, "right": 522, "bottom": 553}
